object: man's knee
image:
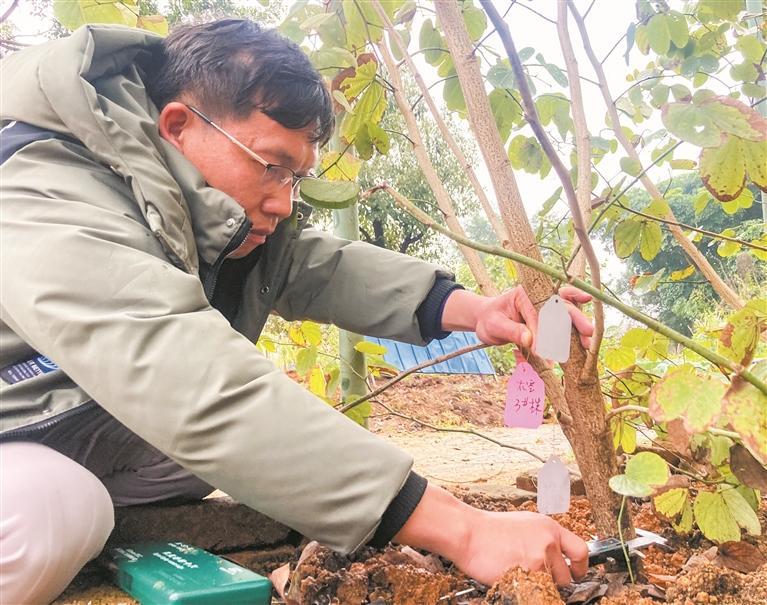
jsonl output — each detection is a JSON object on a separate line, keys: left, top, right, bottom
{"left": 0, "top": 442, "right": 114, "bottom": 604}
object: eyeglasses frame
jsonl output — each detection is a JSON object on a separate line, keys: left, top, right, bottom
{"left": 185, "top": 104, "right": 316, "bottom": 199}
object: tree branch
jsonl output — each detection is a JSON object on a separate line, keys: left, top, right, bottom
{"left": 377, "top": 184, "right": 767, "bottom": 397}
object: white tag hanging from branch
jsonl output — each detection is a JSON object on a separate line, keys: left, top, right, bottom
{"left": 537, "top": 455, "right": 571, "bottom": 515}
{"left": 535, "top": 295, "right": 572, "bottom": 362}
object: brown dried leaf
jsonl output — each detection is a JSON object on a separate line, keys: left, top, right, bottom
{"left": 684, "top": 545, "right": 719, "bottom": 569}
{"left": 666, "top": 418, "right": 693, "bottom": 456}
{"left": 647, "top": 573, "right": 677, "bottom": 589}
{"left": 730, "top": 443, "right": 767, "bottom": 491}
{"left": 566, "top": 581, "right": 607, "bottom": 604}
{"left": 270, "top": 563, "right": 292, "bottom": 602}
{"left": 714, "top": 541, "right": 767, "bottom": 573}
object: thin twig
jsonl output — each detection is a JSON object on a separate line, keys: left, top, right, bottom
{"left": 338, "top": 343, "right": 489, "bottom": 414}
{"left": 371, "top": 398, "right": 547, "bottom": 463}
{"left": 0, "top": 0, "right": 19, "bottom": 24}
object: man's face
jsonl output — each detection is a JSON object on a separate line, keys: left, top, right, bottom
{"left": 161, "top": 104, "right": 319, "bottom": 258}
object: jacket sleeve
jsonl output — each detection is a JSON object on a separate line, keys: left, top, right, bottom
{"left": 0, "top": 140, "right": 415, "bottom": 553}
{"left": 271, "top": 227, "right": 455, "bottom": 345}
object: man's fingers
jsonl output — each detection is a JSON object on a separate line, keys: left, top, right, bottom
{"left": 564, "top": 303, "right": 594, "bottom": 349}
{"left": 558, "top": 285, "right": 591, "bottom": 305}
{"left": 512, "top": 288, "right": 538, "bottom": 349}
{"left": 546, "top": 544, "right": 573, "bottom": 586}
{"left": 560, "top": 527, "right": 589, "bottom": 580}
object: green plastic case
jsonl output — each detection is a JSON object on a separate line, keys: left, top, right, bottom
{"left": 107, "top": 542, "right": 272, "bottom": 604}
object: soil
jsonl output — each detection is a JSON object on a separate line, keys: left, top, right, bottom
{"left": 54, "top": 374, "right": 767, "bottom": 604}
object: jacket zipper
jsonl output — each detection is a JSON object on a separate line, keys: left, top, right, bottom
{"left": 203, "top": 219, "right": 252, "bottom": 300}
{"left": 0, "top": 400, "right": 96, "bottom": 441}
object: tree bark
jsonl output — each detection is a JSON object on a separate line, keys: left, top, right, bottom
{"left": 438, "top": 0, "right": 629, "bottom": 537}
{"left": 375, "top": 36, "right": 498, "bottom": 296}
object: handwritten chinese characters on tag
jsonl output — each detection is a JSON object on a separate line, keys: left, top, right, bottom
{"left": 504, "top": 362, "right": 544, "bottom": 429}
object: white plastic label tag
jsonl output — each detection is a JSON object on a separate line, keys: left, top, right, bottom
{"left": 536, "top": 455, "right": 571, "bottom": 514}
{"left": 535, "top": 295, "right": 572, "bottom": 362}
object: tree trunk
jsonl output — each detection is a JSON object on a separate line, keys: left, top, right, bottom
{"left": 437, "top": 0, "right": 630, "bottom": 537}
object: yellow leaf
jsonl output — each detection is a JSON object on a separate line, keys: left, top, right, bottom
{"left": 321, "top": 152, "right": 361, "bottom": 181}
{"left": 308, "top": 367, "right": 327, "bottom": 397}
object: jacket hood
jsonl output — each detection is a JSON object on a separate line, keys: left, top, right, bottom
{"left": 0, "top": 25, "right": 248, "bottom": 271}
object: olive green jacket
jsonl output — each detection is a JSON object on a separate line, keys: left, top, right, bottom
{"left": 0, "top": 25, "right": 451, "bottom": 552}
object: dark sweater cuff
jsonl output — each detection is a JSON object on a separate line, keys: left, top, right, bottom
{"left": 416, "top": 278, "right": 464, "bottom": 342}
{"left": 368, "top": 471, "right": 428, "bottom": 548}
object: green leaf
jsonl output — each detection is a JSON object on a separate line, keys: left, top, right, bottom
{"left": 674, "top": 497, "right": 695, "bottom": 533}
{"left": 694, "top": 491, "right": 742, "bottom": 543}
{"left": 54, "top": 0, "right": 137, "bottom": 29}
{"left": 343, "top": 0, "right": 383, "bottom": 47}
{"left": 339, "top": 61, "right": 378, "bottom": 100}
{"left": 367, "top": 122, "right": 390, "bottom": 154}
{"left": 649, "top": 365, "right": 726, "bottom": 433}
{"left": 670, "top": 265, "right": 696, "bottom": 281}
{"left": 301, "top": 12, "right": 337, "bottom": 31}
{"left": 462, "top": 5, "right": 487, "bottom": 41}
{"left": 487, "top": 60, "right": 515, "bottom": 89}
{"left": 723, "top": 361, "right": 767, "bottom": 465}
{"left": 326, "top": 367, "right": 341, "bottom": 398}
{"left": 639, "top": 222, "right": 663, "bottom": 261}
{"left": 669, "top": 159, "right": 696, "bottom": 170}
{"left": 320, "top": 151, "right": 361, "bottom": 181}
{"left": 667, "top": 11, "right": 689, "bottom": 48}
{"left": 508, "top": 135, "right": 544, "bottom": 174}
{"left": 300, "top": 321, "right": 322, "bottom": 347}
{"left": 312, "top": 47, "right": 356, "bottom": 73}
{"left": 296, "top": 346, "right": 317, "bottom": 376}
{"left": 621, "top": 327, "right": 654, "bottom": 349}
{"left": 610, "top": 474, "right": 654, "bottom": 497}
{"left": 694, "top": 191, "right": 711, "bottom": 215}
{"left": 646, "top": 14, "right": 671, "bottom": 55}
{"left": 722, "top": 488, "right": 761, "bottom": 535}
{"left": 308, "top": 367, "right": 326, "bottom": 398}
{"left": 650, "top": 84, "right": 670, "bottom": 108}
{"left": 670, "top": 84, "right": 691, "bottom": 102}
{"left": 354, "top": 341, "right": 388, "bottom": 355}
{"left": 735, "top": 485, "right": 760, "bottom": 511}
{"left": 620, "top": 157, "right": 643, "bottom": 177}
{"left": 340, "top": 80, "right": 386, "bottom": 149}
{"left": 344, "top": 399, "right": 371, "bottom": 426}
{"left": 697, "top": 0, "right": 744, "bottom": 21}
{"left": 700, "top": 98, "right": 765, "bottom": 141}
{"left": 743, "top": 138, "right": 767, "bottom": 191}
{"left": 613, "top": 220, "right": 642, "bottom": 258}
{"left": 700, "top": 136, "right": 746, "bottom": 202}
{"left": 443, "top": 69, "right": 466, "bottom": 112}
{"left": 419, "top": 19, "right": 445, "bottom": 66}
{"left": 538, "top": 186, "right": 562, "bottom": 217}
{"left": 654, "top": 487, "right": 689, "bottom": 518}
{"left": 300, "top": 179, "right": 360, "bottom": 210}
{"left": 543, "top": 62, "right": 568, "bottom": 87}
{"left": 136, "top": 15, "right": 168, "bottom": 36}
{"left": 662, "top": 103, "right": 722, "bottom": 148}
{"left": 626, "top": 451, "right": 670, "bottom": 487}
{"left": 742, "top": 83, "right": 765, "bottom": 98}
{"left": 633, "top": 268, "right": 666, "bottom": 295}
{"left": 604, "top": 346, "right": 636, "bottom": 372}
{"left": 610, "top": 452, "right": 669, "bottom": 497}
{"left": 489, "top": 89, "right": 521, "bottom": 143}
{"left": 736, "top": 35, "right": 765, "bottom": 64}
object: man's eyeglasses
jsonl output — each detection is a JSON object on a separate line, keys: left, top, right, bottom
{"left": 186, "top": 105, "right": 317, "bottom": 200}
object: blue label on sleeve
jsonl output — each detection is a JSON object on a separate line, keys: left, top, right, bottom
{"left": 0, "top": 354, "right": 59, "bottom": 384}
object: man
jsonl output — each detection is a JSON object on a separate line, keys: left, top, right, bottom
{"left": 0, "top": 20, "right": 593, "bottom": 603}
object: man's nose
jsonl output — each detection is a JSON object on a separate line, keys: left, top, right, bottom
{"left": 261, "top": 186, "right": 294, "bottom": 220}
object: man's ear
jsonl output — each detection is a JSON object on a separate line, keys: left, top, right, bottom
{"left": 158, "top": 102, "right": 197, "bottom": 153}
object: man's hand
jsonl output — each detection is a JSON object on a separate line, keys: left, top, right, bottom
{"left": 441, "top": 285, "right": 594, "bottom": 352}
{"left": 393, "top": 483, "right": 588, "bottom": 587}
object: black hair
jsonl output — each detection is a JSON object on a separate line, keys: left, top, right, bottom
{"left": 145, "top": 19, "right": 334, "bottom": 145}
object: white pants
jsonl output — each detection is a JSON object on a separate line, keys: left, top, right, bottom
{"left": 0, "top": 408, "right": 212, "bottom": 604}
